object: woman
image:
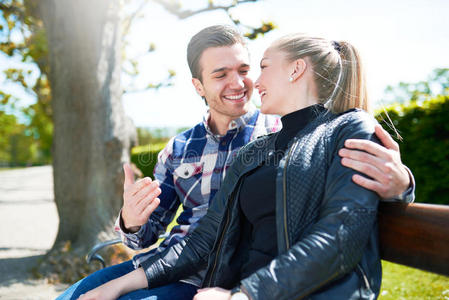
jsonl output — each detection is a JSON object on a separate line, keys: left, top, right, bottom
{"left": 80, "top": 33, "right": 382, "bottom": 300}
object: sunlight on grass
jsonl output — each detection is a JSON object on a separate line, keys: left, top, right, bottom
{"left": 380, "top": 261, "right": 449, "bottom": 299}
{"left": 156, "top": 205, "right": 183, "bottom": 245}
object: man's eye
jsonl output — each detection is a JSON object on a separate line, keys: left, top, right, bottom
{"left": 216, "top": 74, "right": 225, "bottom": 78}
{"left": 240, "top": 70, "right": 249, "bottom": 74}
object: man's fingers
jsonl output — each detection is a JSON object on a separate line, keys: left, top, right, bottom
{"left": 137, "top": 186, "right": 162, "bottom": 211}
{"left": 123, "top": 163, "right": 135, "bottom": 189}
{"left": 341, "top": 157, "right": 391, "bottom": 183}
{"left": 126, "top": 177, "right": 152, "bottom": 196}
{"left": 344, "top": 139, "right": 391, "bottom": 160}
{"left": 351, "top": 174, "right": 388, "bottom": 196}
{"left": 374, "top": 124, "right": 399, "bottom": 151}
{"left": 134, "top": 181, "right": 160, "bottom": 204}
{"left": 142, "top": 197, "right": 160, "bottom": 218}
{"left": 338, "top": 148, "right": 385, "bottom": 168}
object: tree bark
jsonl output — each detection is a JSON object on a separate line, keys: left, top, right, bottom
{"left": 39, "top": 0, "right": 136, "bottom": 252}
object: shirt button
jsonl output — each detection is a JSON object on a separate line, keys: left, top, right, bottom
{"left": 214, "top": 169, "right": 221, "bottom": 174}
{"left": 221, "top": 140, "right": 226, "bottom": 146}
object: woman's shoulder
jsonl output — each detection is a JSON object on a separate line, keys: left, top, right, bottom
{"left": 329, "top": 108, "right": 377, "bottom": 129}
{"left": 322, "top": 109, "right": 378, "bottom": 142}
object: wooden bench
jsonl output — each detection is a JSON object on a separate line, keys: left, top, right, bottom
{"left": 88, "top": 202, "right": 449, "bottom": 276}
{"left": 378, "top": 202, "right": 449, "bottom": 276}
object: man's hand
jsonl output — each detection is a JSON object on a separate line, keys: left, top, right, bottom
{"left": 121, "top": 163, "right": 161, "bottom": 232}
{"left": 339, "top": 124, "right": 410, "bottom": 199}
{"left": 193, "top": 287, "right": 231, "bottom": 300}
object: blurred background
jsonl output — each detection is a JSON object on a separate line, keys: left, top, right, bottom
{"left": 0, "top": 0, "right": 448, "bottom": 299}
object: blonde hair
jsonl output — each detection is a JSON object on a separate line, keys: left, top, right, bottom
{"left": 270, "top": 34, "right": 369, "bottom": 113}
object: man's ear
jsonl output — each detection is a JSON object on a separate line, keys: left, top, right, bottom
{"left": 290, "top": 58, "right": 307, "bottom": 82}
{"left": 192, "top": 78, "right": 205, "bottom": 97}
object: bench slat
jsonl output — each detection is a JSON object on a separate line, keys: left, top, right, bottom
{"left": 378, "top": 202, "right": 449, "bottom": 276}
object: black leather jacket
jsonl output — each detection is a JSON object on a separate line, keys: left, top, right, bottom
{"left": 141, "top": 109, "right": 382, "bottom": 300}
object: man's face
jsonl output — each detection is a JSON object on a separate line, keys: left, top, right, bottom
{"left": 192, "top": 43, "right": 253, "bottom": 122}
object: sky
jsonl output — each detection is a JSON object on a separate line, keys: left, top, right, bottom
{"left": 1, "top": 0, "right": 449, "bottom": 128}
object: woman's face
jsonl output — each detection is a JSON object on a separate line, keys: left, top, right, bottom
{"left": 255, "top": 48, "right": 292, "bottom": 115}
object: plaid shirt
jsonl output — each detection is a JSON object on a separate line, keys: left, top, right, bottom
{"left": 114, "top": 106, "right": 281, "bottom": 286}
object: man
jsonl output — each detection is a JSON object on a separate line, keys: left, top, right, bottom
{"left": 59, "top": 25, "right": 414, "bottom": 300}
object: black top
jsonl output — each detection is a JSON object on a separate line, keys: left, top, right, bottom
{"left": 238, "top": 104, "right": 325, "bottom": 279}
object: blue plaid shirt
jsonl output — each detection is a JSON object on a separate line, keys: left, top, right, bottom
{"left": 115, "top": 106, "right": 281, "bottom": 286}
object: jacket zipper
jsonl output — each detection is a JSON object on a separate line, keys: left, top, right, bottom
{"left": 282, "top": 139, "right": 298, "bottom": 250}
{"left": 356, "top": 264, "right": 372, "bottom": 292}
{"left": 206, "top": 186, "right": 238, "bottom": 286}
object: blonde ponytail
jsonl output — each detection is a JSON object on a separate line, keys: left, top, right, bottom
{"left": 329, "top": 41, "right": 369, "bottom": 113}
{"left": 271, "top": 34, "right": 369, "bottom": 113}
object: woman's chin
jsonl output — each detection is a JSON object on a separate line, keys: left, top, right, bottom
{"left": 260, "top": 105, "right": 276, "bottom": 115}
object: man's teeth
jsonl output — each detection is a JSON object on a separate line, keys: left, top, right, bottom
{"left": 225, "top": 93, "right": 244, "bottom": 100}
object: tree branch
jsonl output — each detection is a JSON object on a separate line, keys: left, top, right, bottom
{"left": 150, "top": 0, "right": 258, "bottom": 19}
{"left": 122, "top": 0, "right": 149, "bottom": 40}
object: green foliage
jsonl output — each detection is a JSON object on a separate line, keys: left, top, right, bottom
{"left": 379, "top": 261, "right": 449, "bottom": 299}
{"left": 244, "top": 21, "right": 276, "bottom": 40}
{"left": 375, "top": 96, "right": 449, "bottom": 204}
{"left": 137, "top": 126, "right": 188, "bottom": 145}
{"left": 0, "top": 0, "right": 52, "bottom": 165}
{"left": 0, "top": 112, "right": 19, "bottom": 162}
{"left": 131, "top": 143, "right": 166, "bottom": 179}
{"left": 0, "top": 111, "right": 48, "bottom": 166}
{"left": 383, "top": 68, "right": 449, "bottom": 104}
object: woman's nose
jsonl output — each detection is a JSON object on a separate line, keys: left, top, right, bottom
{"left": 254, "top": 77, "right": 260, "bottom": 89}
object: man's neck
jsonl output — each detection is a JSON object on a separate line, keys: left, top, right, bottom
{"left": 208, "top": 112, "right": 236, "bottom": 136}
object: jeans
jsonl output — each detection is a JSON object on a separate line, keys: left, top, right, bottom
{"left": 56, "top": 260, "right": 198, "bottom": 300}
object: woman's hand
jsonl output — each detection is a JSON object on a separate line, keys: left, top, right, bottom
{"left": 193, "top": 287, "right": 231, "bottom": 300}
{"left": 77, "top": 281, "right": 121, "bottom": 300}
{"left": 77, "top": 268, "right": 148, "bottom": 300}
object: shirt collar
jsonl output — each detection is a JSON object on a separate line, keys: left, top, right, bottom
{"left": 202, "top": 103, "right": 257, "bottom": 137}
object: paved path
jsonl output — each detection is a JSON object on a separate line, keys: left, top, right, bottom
{"left": 0, "top": 166, "right": 68, "bottom": 299}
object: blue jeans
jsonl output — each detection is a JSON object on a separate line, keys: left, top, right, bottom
{"left": 56, "top": 260, "right": 198, "bottom": 300}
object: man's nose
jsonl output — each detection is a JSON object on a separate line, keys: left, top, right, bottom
{"left": 228, "top": 72, "right": 245, "bottom": 89}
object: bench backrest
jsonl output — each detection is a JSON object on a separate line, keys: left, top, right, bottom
{"left": 378, "top": 202, "right": 449, "bottom": 276}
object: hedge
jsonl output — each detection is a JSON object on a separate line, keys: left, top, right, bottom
{"left": 130, "top": 143, "right": 166, "bottom": 179}
{"left": 375, "top": 96, "right": 449, "bottom": 205}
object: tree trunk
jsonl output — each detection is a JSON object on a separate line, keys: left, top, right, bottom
{"left": 39, "top": 0, "right": 136, "bottom": 253}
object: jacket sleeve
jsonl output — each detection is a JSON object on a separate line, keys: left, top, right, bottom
{"left": 115, "top": 137, "right": 181, "bottom": 249}
{"left": 139, "top": 151, "right": 244, "bottom": 288}
{"left": 241, "top": 112, "right": 381, "bottom": 300}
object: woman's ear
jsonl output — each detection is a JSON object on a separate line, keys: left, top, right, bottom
{"left": 290, "top": 58, "right": 307, "bottom": 82}
{"left": 192, "top": 78, "right": 205, "bottom": 97}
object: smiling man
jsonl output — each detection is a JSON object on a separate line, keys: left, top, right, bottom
{"left": 58, "top": 25, "right": 414, "bottom": 300}
{"left": 191, "top": 42, "right": 254, "bottom": 135}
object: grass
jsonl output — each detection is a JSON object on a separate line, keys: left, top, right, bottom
{"left": 0, "top": 167, "right": 25, "bottom": 171}
{"left": 380, "top": 261, "right": 449, "bottom": 299}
